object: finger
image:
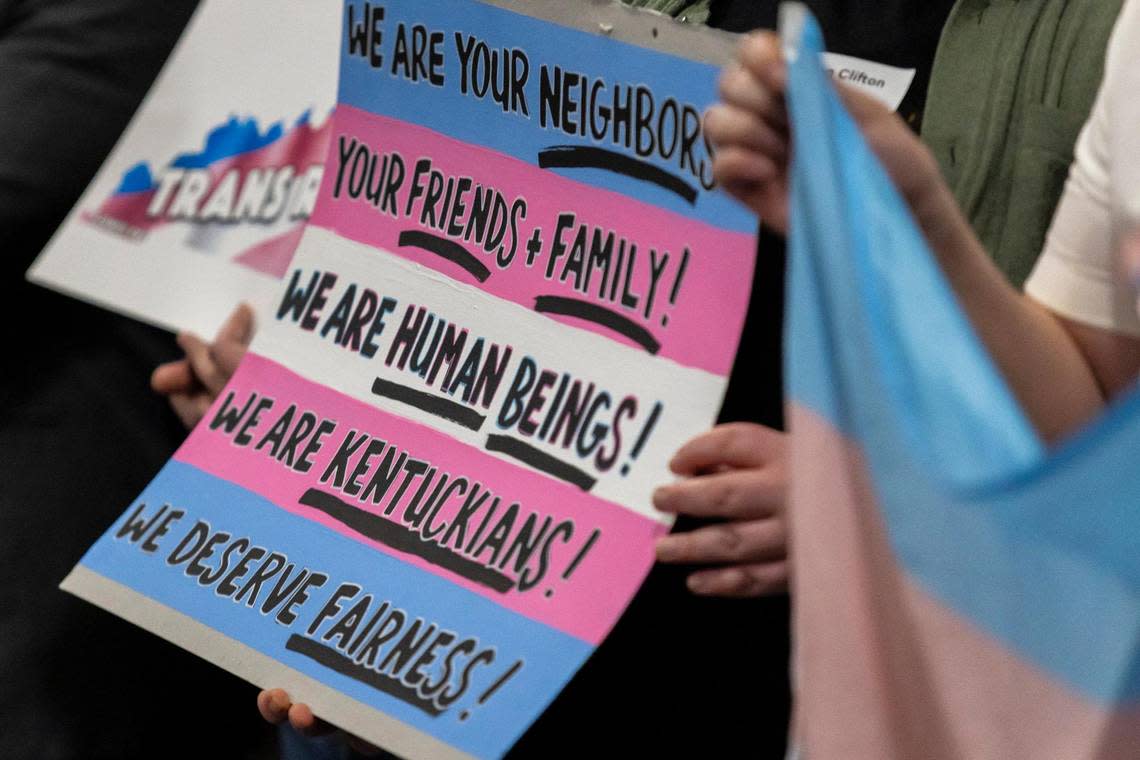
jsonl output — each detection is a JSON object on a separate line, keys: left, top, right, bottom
{"left": 717, "top": 63, "right": 787, "bottom": 128}
{"left": 653, "top": 469, "right": 783, "bottom": 519}
{"left": 704, "top": 104, "right": 788, "bottom": 161}
{"left": 289, "top": 704, "right": 383, "bottom": 755}
{"left": 834, "top": 85, "right": 935, "bottom": 205}
{"left": 669, "top": 422, "right": 785, "bottom": 475}
{"left": 718, "top": 177, "right": 788, "bottom": 231}
{"left": 288, "top": 702, "right": 335, "bottom": 737}
{"left": 720, "top": 177, "right": 763, "bottom": 201}
{"left": 151, "top": 359, "right": 196, "bottom": 395}
{"left": 711, "top": 146, "right": 778, "bottom": 189}
{"left": 177, "top": 332, "right": 226, "bottom": 396}
{"left": 655, "top": 519, "right": 786, "bottom": 565}
{"left": 257, "top": 689, "right": 292, "bottom": 725}
{"left": 836, "top": 82, "right": 891, "bottom": 127}
{"left": 686, "top": 562, "right": 788, "bottom": 597}
{"left": 169, "top": 393, "right": 212, "bottom": 430}
{"left": 211, "top": 338, "right": 249, "bottom": 379}
{"left": 736, "top": 31, "right": 788, "bottom": 102}
{"left": 216, "top": 302, "right": 255, "bottom": 346}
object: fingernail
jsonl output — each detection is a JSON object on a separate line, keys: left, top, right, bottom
{"left": 178, "top": 331, "right": 204, "bottom": 350}
{"left": 652, "top": 486, "right": 674, "bottom": 510}
{"left": 655, "top": 537, "right": 677, "bottom": 561}
{"left": 239, "top": 303, "right": 255, "bottom": 335}
{"left": 686, "top": 574, "right": 709, "bottom": 593}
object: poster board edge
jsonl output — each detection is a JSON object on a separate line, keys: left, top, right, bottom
{"left": 60, "top": 565, "right": 479, "bottom": 760}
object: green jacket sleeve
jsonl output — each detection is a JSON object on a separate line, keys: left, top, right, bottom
{"left": 922, "top": 0, "right": 1122, "bottom": 287}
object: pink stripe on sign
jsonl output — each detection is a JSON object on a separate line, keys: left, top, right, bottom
{"left": 175, "top": 353, "right": 667, "bottom": 646}
{"left": 788, "top": 404, "right": 1140, "bottom": 760}
{"left": 307, "top": 105, "right": 755, "bottom": 377}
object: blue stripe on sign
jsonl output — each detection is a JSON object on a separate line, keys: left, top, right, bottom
{"left": 336, "top": 0, "right": 756, "bottom": 234}
{"left": 78, "top": 460, "right": 591, "bottom": 759}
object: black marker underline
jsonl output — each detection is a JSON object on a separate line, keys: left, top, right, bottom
{"left": 537, "top": 145, "right": 698, "bottom": 205}
{"left": 285, "top": 634, "right": 443, "bottom": 716}
{"left": 484, "top": 435, "right": 597, "bottom": 492}
{"left": 398, "top": 229, "right": 491, "bottom": 283}
{"left": 533, "top": 295, "right": 661, "bottom": 354}
{"left": 371, "top": 377, "right": 486, "bottom": 432}
{"left": 299, "top": 488, "right": 515, "bottom": 593}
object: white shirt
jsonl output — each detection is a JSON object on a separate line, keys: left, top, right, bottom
{"left": 1025, "top": 0, "right": 1140, "bottom": 336}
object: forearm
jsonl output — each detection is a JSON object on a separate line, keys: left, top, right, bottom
{"left": 708, "top": 30, "right": 1121, "bottom": 440}
{"left": 912, "top": 181, "right": 1106, "bottom": 442}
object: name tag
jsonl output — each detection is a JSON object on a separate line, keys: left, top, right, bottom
{"left": 822, "top": 52, "right": 915, "bottom": 111}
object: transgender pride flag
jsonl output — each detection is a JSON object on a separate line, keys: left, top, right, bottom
{"left": 782, "top": 6, "right": 1140, "bottom": 758}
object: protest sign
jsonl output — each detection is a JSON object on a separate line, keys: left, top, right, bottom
{"left": 27, "top": 0, "right": 911, "bottom": 343}
{"left": 26, "top": 0, "right": 341, "bottom": 337}
{"left": 61, "top": 1, "right": 757, "bottom": 757}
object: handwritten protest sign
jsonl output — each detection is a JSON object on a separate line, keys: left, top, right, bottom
{"left": 26, "top": 0, "right": 341, "bottom": 337}
{"left": 61, "top": 1, "right": 757, "bottom": 757}
{"left": 27, "top": 0, "right": 910, "bottom": 348}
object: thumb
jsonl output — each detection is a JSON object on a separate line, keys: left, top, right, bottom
{"left": 836, "top": 83, "right": 891, "bottom": 128}
{"left": 212, "top": 339, "right": 249, "bottom": 378}
{"left": 215, "top": 302, "right": 255, "bottom": 346}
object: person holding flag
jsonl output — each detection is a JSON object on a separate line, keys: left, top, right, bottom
{"left": 706, "top": 2, "right": 1140, "bottom": 756}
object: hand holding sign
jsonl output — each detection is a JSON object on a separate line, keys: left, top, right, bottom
{"left": 653, "top": 423, "right": 788, "bottom": 596}
{"left": 258, "top": 688, "right": 381, "bottom": 756}
{"left": 152, "top": 303, "right": 255, "bottom": 428}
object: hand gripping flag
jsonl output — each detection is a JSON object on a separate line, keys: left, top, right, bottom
{"left": 781, "top": 5, "right": 1140, "bottom": 758}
